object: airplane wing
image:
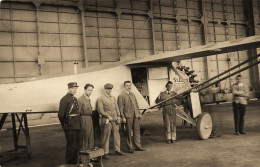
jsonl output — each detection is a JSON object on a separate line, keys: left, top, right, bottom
{"left": 126, "top": 35, "right": 260, "bottom": 66}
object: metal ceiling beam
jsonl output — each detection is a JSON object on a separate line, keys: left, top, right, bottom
{"left": 78, "top": 0, "right": 88, "bottom": 67}
{"left": 243, "top": 0, "right": 260, "bottom": 96}
{"left": 3, "top": 0, "right": 248, "bottom": 27}
{"left": 201, "top": 0, "right": 211, "bottom": 80}
{"left": 149, "top": 0, "right": 156, "bottom": 54}
{"left": 4, "top": 0, "right": 78, "bottom": 8}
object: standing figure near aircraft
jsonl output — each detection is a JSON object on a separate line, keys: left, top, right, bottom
{"left": 156, "top": 81, "right": 180, "bottom": 144}
{"left": 78, "top": 83, "right": 95, "bottom": 150}
{"left": 232, "top": 75, "right": 249, "bottom": 135}
{"left": 97, "top": 83, "right": 123, "bottom": 159}
{"left": 58, "top": 82, "right": 81, "bottom": 165}
{"left": 118, "top": 81, "right": 145, "bottom": 153}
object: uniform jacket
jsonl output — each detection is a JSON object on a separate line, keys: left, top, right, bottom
{"left": 232, "top": 82, "right": 249, "bottom": 105}
{"left": 58, "top": 93, "right": 81, "bottom": 130}
{"left": 78, "top": 94, "right": 93, "bottom": 116}
{"left": 156, "top": 91, "right": 181, "bottom": 112}
{"left": 97, "top": 92, "right": 120, "bottom": 121}
{"left": 118, "top": 91, "right": 141, "bottom": 119}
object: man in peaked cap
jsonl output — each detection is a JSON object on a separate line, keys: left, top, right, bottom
{"left": 97, "top": 83, "right": 123, "bottom": 159}
{"left": 58, "top": 82, "right": 81, "bottom": 165}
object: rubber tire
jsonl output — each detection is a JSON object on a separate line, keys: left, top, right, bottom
{"left": 196, "top": 112, "right": 213, "bottom": 140}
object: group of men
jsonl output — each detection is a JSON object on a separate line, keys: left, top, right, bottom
{"left": 57, "top": 74, "right": 249, "bottom": 165}
{"left": 58, "top": 81, "right": 145, "bottom": 165}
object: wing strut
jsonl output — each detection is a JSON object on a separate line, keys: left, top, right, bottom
{"left": 142, "top": 54, "right": 260, "bottom": 115}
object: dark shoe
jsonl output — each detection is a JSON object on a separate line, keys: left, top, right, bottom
{"left": 135, "top": 147, "right": 146, "bottom": 151}
{"left": 128, "top": 149, "right": 135, "bottom": 153}
{"left": 115, "top": 151, "right": 124, "bottom": 156}
{"left": 240, "top": 132, "right": 246, "bottom": 134}
{"left": 167, "top": 140, "right": 171, "bottom": 144}
{"left": 103, "top": 154, "right": 109, "bottom": 159}
{"left": 171, "top": 140, "right": 176, "bottom": 143}
{"left": 235, "top": 132, "right": 240, "bottom": 135}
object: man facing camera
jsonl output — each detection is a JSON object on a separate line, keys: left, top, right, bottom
{"left": 58, "top": 82, "right": 81, "bottom": 165}
{"left": 232, "top": 75, "right": 249, "bottom": 135}
{"left": 156, "top": 81, "right": 180, "bottom": 144}
{"left": 78, "top": 83, "right": 95, "bottom": 150}
{"left": 118, "top": 81, "right": 145, "bottom": 153}
{"left": 97, "top": 83, "right": 123, "bottom": 159}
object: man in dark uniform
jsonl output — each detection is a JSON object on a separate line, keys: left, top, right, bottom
{"left": 58, "top": 82, "right": 81, "bottom": 165}
{"left": 118, "top": 80, "right": 145, "bottom": 153}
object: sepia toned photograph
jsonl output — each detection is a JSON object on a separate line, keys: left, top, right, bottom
{"left": 0, "top": 0, "right": 259, "bottom": 166}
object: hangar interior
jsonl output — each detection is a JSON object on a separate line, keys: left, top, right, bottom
{"left": 0, "top": 0, "right": 260, "bottom": 126}
{"left": 0, "top": 1, "right": 260, "bottom": 166}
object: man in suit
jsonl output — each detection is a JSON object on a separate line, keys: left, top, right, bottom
{"left": 232, "top": 75, "right": 249, "bottom": 135}
{"left": 118, "top": 81, "right": 145, "bottom": 153}
{"left": 78, "top": 83, "right": 95, "bottom": 150}
{"left": 156, "top": 81, "right": 180, "bottom": 144}
{"left": 97, "top": 83, "right": 123, "bottom": 159}
{"left": 58, "top": 82, "right": 81, "bottom": 165}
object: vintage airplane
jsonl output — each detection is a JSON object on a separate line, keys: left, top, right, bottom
{"left": 0, "top": 35, "right": 260, "bottom": 160}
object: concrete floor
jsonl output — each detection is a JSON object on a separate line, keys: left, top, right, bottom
{"left": 0, "top": 100, "right": 260, "bottom": 167}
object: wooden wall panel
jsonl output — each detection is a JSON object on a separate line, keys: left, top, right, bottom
{"left": 13, "top": 21, "right": 37, "bottom": 32}
{"left": 14, "top": 33, "right": 37, "bottom": 45}
{"left": 44, "top": 47, "right": 61, "bottom": 60}
{"left": 62, "top": 47, "right": 84, "bottom": 60}
{"left": 0, "top": 47, "right": 13, "bottom": 61}
{"left": 0, "top": 32, "right": 12, "bottom": 45}
{"left": 42, "top": 62, "right": 63, "bottom": 75}
{"left": 0, "top": 63, "right": 14, "bottom": 77}
{"left": 15, "top": 62, "right": 39, "bottom": 76}
{"left": 14, "top": 47, "right": 38, "bottom": 61}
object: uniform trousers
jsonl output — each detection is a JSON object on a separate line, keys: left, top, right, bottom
{"left": 64, "top": 130, "right": 81, "bottom": 164}
{"left": 162, "top": 105, "right": 177, "bottom": 140}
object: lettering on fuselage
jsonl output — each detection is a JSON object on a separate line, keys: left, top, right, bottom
{"left": 172, "top": 77, "right": 189, "bottom": 82}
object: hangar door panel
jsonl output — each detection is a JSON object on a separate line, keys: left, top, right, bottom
{"left": 148, "top": 67, "right": 169, "bottom": 106}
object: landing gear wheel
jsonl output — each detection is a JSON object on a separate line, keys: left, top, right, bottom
{"left": 196, "top": 112, "right": 213, "bottom": 140}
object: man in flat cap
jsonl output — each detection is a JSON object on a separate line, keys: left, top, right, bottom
{"left": 78, "top": 83, "right": 95, "bottom": 150}
{"left": 58, "top": 82, "right": 81, "bottom": 165}
{"left": 156, "top": 81, "right": 181, "bottom": 144}
{"left": 118, "top": 81, "right": 145, "bottom": 153}
{"left": 97, "top": 83, "right": 123, "bottom": 159}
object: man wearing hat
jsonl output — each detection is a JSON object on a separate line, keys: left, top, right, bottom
{"left": 118, "top": 80, "right": 145, "bottom": 153}
{"left": 156, "top": 81, "right": 181, "bottom": 144}
{"left": 97, "top": 83, "right": 123, "bottom": 159}
{"left": 58, "top": 82, "right": 81, "bottom": 165}
{"left": 78, "top": 83, "right": 95, "bottom": 150}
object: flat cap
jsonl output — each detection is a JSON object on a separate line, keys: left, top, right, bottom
{"left": 104, "top": 83, "right": 113, "bottom": 89}
{"left": 68, "top": 82, "right": 79, "bottom": 88}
